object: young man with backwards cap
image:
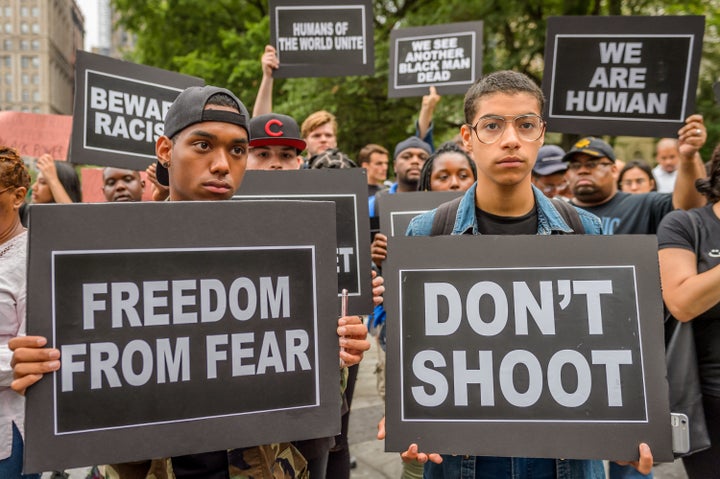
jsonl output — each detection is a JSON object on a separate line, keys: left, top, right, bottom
{"left": 564, "top": 125, "right": 707, "bottom": 235}
{"left": 9, "top": 85, "right": 375, "bottom": 478}
{"left": 531, "top": 144, "right": 570, "bottom": 199}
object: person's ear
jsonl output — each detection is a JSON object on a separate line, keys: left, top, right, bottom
{"left": 12, "top": 186, "right": 27, "bottom": 209}
{"left": 460, "top": 124, "right": 473, "bottom": 153}
{"left": 156, "top": 136, "right": 173, "bottom": 167}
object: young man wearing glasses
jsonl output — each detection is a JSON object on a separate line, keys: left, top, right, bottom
{"left": 564, "top": 130, "right": 706, "bottom": 235}
{"left": 387, "top": 70, "right": 653, "bottom": 478}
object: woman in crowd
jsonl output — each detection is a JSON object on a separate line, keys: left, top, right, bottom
{"left": 418, "top": 142, "right": 477, "bottom": 192}
{"left": 31, "top": 153, "right": 81, "bottom": 204}
{"left": 657, "top": 146, "right": 720, "bottom": 477}
{"left": 0, "top": 147, "right": 37, "bottom": 479}
{"left": 617, "top": 159, "right": 656, "bottom": 194}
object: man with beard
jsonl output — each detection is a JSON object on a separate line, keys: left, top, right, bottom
{"left": 564, "top": 128, "right": 706, "bottom": 235}
{"left": 101, "top": 167, "right": 145, "bottom": 202}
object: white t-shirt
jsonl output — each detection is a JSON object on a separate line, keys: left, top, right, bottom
{"left": 652, "top": 164, "right": 678, "bottom": 193}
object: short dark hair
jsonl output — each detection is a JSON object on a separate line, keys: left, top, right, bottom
{"left": 464, "top": 71, "right": 545, "bottom": 124}
{"left": 418, "top": 142, "right": 477, "bottom": 192}
{"left": 357, "top": 144, "right": 388, "bottom": 166}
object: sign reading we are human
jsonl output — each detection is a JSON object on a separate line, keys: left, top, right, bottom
{"left": 542, "top": 16, "right": 705, "bottom": 137}
{"left": 389, "top": 22, "right": 483, "bottom": 98}
{"left": 269, "top": 0, "right": 374, "bottom": 78}
{"left": 70, "top": 51, "right": 203, "bottom": 170}
{"left": 384, "top": 235, "right": 673, "bottom": 462}
{"left": 24, "top": 200, "right": 341, "bottom": 473}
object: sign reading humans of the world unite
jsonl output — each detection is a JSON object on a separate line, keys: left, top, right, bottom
{"left": 542, "top": 16, "right": 705, "bottom": 137}
{"left": 384, "top": 235, "right": 673, "bottom": 462}
{"left": 388, "top": 22, "right": 483, "bottom": 98}
{"left": 269, "top": 0, "right": 374, "bottom": 78}
{"left": 70, "top": 51, "right": 203, "bottom": 170}
{"left": 24, "top": 201, "right": 341, "bottom": 473}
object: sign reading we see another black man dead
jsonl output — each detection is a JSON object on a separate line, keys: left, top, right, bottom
{"left": 384, "top": 235, "right": 673, "bottom": 462}
{"left": 542, "top": 16, "right": 704, "bottom": 137}
{"left": 234, "top": 169, "right": 372, "bottom": 316}
{"left": 70, "top": 51, "right": 203, "bottom": 170}
{"left": 269, "top": 0, "right": 374, "bottom": 78}
{"left": 24, "top": 201, "right": 341, "bottom": 473}
{"left": 388, "top": 22, "right": 483, "bottom": 98}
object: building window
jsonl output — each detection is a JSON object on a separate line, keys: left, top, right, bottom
{"left": 31, "top": 40, "right": 39, "bottom": 51}
{"left": 32, "top": 107, "right": 40, "bottom": 113}
{"left": 32, "top": 73, "right": 39, "bottom": 84}
{"left": 20, "top": 7, "right": 28, "bottom": 17}
{"left": 32, "top": 90, "right": 39, "bottom": 101}
{"left": 32, "top": 7, "right": 39, "bottom": 17}
{"left": 5, "top": 91, "right": 11, "bottom": 102}
{"left": 21, "top": 73, "right": 28, "bottom": 84}
{"left": 22, "top": 90, "right": 29, "bottom": 101}
{"left": 20, "top": 22, "right": 28, "bottom": 34}
{"left": 4, "top": 22, "right": 11, "bottom": 33}
{"left": 0, "top": 56, "right": 9, "bottom": 68}
{"left": 4, "top": 7, "right": 11, "bottom": 17}
{"left": 31, "top": 23, "right": 39, "bottom": 34}
{"left": 20, "top": 40, "right": 29, "bottom": 51}
{"left": 21, "top": 56, "right": 29, "bottom": 68}
{"left": 5, "top": 73, "right": 11, "bottom": 85}
{"left": 21, "top": 106, "right": 29, "bottom": 112}
{"left": 32, "top": 56, "right": 38, "bottom": 67}
{"left": 3, "top": 40, "right": 11, "bottom": 51}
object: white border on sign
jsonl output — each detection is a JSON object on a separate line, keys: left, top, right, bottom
{"left": 548, "top": 34, "right": 694, "bottom": 122}
{"left": 390, "top": 210, "right": 429, "bottom": 237}
{"left": 82, "top": 69, "right": 185, "bottom": 160}
{"left": 393, "top": 31, "right": 477, "bottom": 90}
{"left": 50, "top": 245, "right": 320, "bottom": 436}
{"left": 275, "top": 5, "right": 368, "bottom": 65}
{"left": 397, "top": 265, "right": 649, "bottom": 424}
{"left": 233, "top": 193, "right": 363, "bottom": 298}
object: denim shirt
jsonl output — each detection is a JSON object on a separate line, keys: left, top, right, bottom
{"left": 406, "top": 183, "right": 605, "bottom": 479}
{"left": 407, "top": 183, "right": 603, "bottom": 237}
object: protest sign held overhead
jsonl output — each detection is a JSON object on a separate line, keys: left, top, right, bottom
{"left": 389, "top": 22, "right": 483, "bottom": 98}
{"left": 235, "top": 169, "right": 372, "bottom": 316}
{"left": 270, "top": 0, "right": 374, "bottom": 78}
{"left": 0, "top": 112, "right": 72, "bottom": 160}
{"left": 70, "top": 51, "right": 204, "bottom": 170}
{"left": 24, "top": 200, "right": 341, "bottom": 473}
{"left": 384, "top": 234, "right": 673, "bottom": 462}
{"left": 542, "top": 16, "right": 704, "bottom": 137}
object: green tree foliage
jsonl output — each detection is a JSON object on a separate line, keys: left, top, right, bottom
{"left": 112, "top": 0, "right": 720, "bottom": 163}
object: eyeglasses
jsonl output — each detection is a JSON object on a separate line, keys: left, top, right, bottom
{"left": 0, "top": 186, "right": 13, "bottom": 195}
{"left": 469, "top": 114, "right": 545, "bottom": 144}
{"left": 540, "top": 181, "right": 568, "bottom": 194}
{"left": 567, "top": 159, "right": 614, "bottom": 171}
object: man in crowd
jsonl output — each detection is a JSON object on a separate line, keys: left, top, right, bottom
{"left": 10, "top": 85, "right": 372, "bottom": 478}
{"left": 247, "top": 113, "right": 305, "bottom": 170}
{"left": 301, "top": 110, "right": 338, "bottom": 160}
{"left": 531, "top": 144, "right": 570, "bottom": 199}
{"left": 652, "top": 138, "right": 682, "bottom": 193}
{"left": 380, "top": 70, "right": 652, "bottom": 479}
{"left": 565, "top": 132, "right": 706, "bottom": 235}
{"left": 101, "top": 167, "right": 145, "bottom": 202}
{"left": 357, "top": 144, "right": 389, "bottom": 197}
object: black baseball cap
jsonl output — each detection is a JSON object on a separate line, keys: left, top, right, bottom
{"left": 249, "top": 113, "right": 306, "bottom": 153}
{"left": 156, "top": 85, "right": 249, "bottom": 186}
{"left": 562, "top": 137, "right": 616, "bottom": 163}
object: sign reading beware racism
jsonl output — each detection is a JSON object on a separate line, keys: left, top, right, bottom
{"left": 378, "top": 191, "right": 462, "bottom": 237}
{"left": 70, "top": 51, "right": 203, "bottom": 170}
{"left": 234, "top": 169, "right": 372, "bottom": 316}
{"left": 389, "top": 22, "right": 483, "bottom": 98}
{"left": 384, "top": 235, "right": 673, "bottom": 462}
{"left": 542, "top": 16, "right": 705, "bottom": 137}
{"left": 269, "top": 0, "right": 374, "bottom": 78}
{"left": 24, "top": 201, "right": 340, "bottom": 473}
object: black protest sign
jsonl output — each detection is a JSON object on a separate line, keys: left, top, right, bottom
{"left": 269, "top": 0, "right": 374, "bottom": 78}
{"left": 388, "top": 22, "right": 483, "bottom": 98}
{"left": 234, "top": 169, "right": 372, "bottom": 315}
{"left": 70, "top": 51, "right": 203, "bottom": 169}
{"left": 378, "top": 191, "right": 462, "bottom": 237}
{"left": 384, "top": 235, "right": 673, "bottom": 462}
{"left": 542, "top": 16, "right": 704, "bottom": 137}
{"left": 24, "top": 200, "right": 340, "bottom": 473}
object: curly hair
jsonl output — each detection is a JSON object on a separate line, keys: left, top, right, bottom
{"left": 0, "top": 146, "right": 30, "bottom": 190}
{"left": 695, "top": 143, "right": 720, "bottom": 203}
{"left": 418, "top": 142, "right": 477, "bottom": 192}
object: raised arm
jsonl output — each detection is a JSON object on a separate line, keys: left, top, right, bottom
{"left": 672, "top": 114, "right": 707, "bottom": 210}
{"left": 252, "top": 45, "right": 279, "bottom": 117}
{"left": 36, "top": 155, "right": 74, "bottom": 203}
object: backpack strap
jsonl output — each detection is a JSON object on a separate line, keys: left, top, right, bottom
{"left": 551, "top": 198, "right": 585, "bottom": 234}
{"left": 430, "top": 196, "right": 463, "bottom": 236}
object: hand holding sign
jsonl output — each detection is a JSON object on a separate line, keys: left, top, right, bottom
{"left": 677, "top": 114, "right": 706, "bottom": 158}
{"left": 9, "top": 335, "right": 60, "bottom": 395}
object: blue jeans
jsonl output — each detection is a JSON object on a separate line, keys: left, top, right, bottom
{"left": 424, "top": 455, "right": 605, "bottom": 479}
{"left": 0, "top": 422, "right": 40, "bottom": 479}
{"left": 608, "top": 462, "right": 653, "bottom": 479}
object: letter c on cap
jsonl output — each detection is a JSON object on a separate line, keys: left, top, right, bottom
{"left": 265, "top": 119, "right": 284, "bottom": 137}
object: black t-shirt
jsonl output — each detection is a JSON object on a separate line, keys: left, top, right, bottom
{"left": 574, "top": 191, "right": 673, "bottom": 234}
{"left": 657, "top": 204, "right": 720, "bottom": 397}
{"left": 475, "top": 206, "right": 538, "bottom": 235}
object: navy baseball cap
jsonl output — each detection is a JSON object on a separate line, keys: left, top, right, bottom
{"left": 563, "top": 137, "right": 616, "bottom": 163}
{"left": 533, "top": 145, "right": 567, "bottom": 176}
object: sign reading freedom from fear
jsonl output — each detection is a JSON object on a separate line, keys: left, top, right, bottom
{"left": 269, "top": 0, "right": 374, "bottom": 78}
{"left": 384, "top": 235, "right": 673, "bottom": 462}
{"left": 24, "top": 201, "right": 341, "bottom": 474}
{"left": 542, "top": 16, "right": 705, "bottom": 137}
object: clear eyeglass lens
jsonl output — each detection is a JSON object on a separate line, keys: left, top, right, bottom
{"left": 474, "top": 115, "right": 544, "bottom": 143}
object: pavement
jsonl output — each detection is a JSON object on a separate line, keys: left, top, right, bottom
{"left": 347, "top": 341, "right": 689, "bottom": 479}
